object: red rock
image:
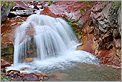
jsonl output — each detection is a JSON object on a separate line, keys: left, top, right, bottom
{"left": 1, "top": 59, "right": 11, "bottom": 68}
{"left": 79, "top": 34, "right": 97, "bottom": 54}
{"left": 97, "top": 50, "right": 110, "bottom": 58}
{"left": 41, "top": 1, "right": 94, "bottom": 25}
{"left": 5, "top": 69, "right": 49, "bottom": 81}
{"left": 6, "top": 70, "right": 20, "bottom": 78}
{"left": 22, "top": 73, "right": 39, "bottom": 81}
{"left": 34, "top": 73, "right": 49, "bottom": 80}
{"left": 41, "top": 7, "right": 60, "bottom": 18}
{"left": 97, "top": 49, "right": 121, "bottom": 67}
{"left": 1, "top": 17, "right": 27, "bottom": 46}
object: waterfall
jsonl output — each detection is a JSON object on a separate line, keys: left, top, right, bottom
{"left": 7, "top": 14, "right": 99, "bottom": 73}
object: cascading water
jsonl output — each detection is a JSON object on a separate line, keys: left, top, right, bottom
{"left": 7, "top": 14, "right": 99, "bottom": 73}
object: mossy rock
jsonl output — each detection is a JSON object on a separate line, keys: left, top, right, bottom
{"left": 1, "top": 44, "right": 14, "bottom": 56}
{"left": 1, "top": 44, "right": 14, "bottom": 63}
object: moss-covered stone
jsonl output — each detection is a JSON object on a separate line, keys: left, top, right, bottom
{"left": 1, "top": 44, "right": 14, "bottom": 63}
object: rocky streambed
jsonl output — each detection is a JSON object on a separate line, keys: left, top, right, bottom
{"left": 1, "top": 60, "right": 121, "bottom": 81}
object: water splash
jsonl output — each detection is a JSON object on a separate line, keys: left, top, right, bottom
{"left": 7, "top": 14, "right": 99, "bottom": 73}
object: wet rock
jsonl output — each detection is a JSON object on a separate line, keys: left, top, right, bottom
{"left": 5, "top": 69, "right": 49, "bottom": 81}
{"left": 11, "top": 6, "right": 26, "bottom": 11}
{"left": 6, "top": 70, "right": 20, "bottom": 78}
{"left": 9, "top": 10, "right": 34, "bottom": 17}
{"left": 23, "top": 58, "right": 33, "bottom": 62}
{"left": 1, "top": 59, "right": 11, "bottom": 68}
{"left": 20, "top": 67, "right": 29, "bottom": 71}
{"left": 34, "top": 73, "right": 49, "bottom": 80}
{"left": 79, "top": 33, "right": 97, "bottom": 54}
{"left": 24, "top": 73, "right": 48, "bottom": 81}
{"left": 22, "top": 73, "right": 39, "bottom": 81}
{"left": 11, "top": 76, "right": 24, "bottom": 81}
{"left": 22, "top": 73, "right": 48, "bottom": 81}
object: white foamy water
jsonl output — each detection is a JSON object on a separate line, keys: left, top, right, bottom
{"left": 7, "top": 14, "right": 99, "bottom": 73}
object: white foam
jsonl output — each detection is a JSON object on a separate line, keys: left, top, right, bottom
{"left": 7, "top": 50, "right": 98, "bottom": 73}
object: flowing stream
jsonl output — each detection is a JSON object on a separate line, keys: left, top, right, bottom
{"left": 7, "top": 14, "right": 99, "bottom": 73}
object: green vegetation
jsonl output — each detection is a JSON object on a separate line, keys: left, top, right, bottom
{"left": 1, "top": 44, "right": 13, "bottom": 63}
{"left": 112, "top": 1, "right": 121, "bottom": 13}
{"left": 47, "top": 0, "right": 53, "bottom": 6}
{"left": 1, "top": 72, "right": 11, "bottom": 81}
{"left": 66, "top": 19, "right": 81, "bottom": 38}
{"left": 18, "top": 19, "right": 24, "bottom": 22}
{"left": 1, "top": 1, "right": 16, "bottom": 8}
{"left": 85, "top": 1, "right": 90, "bottom": 7}
{"left": 80, "top": 8, "right": 86, "bottom": 15}
{"left": 1, "top": 44, "right": 14, "bottom": 56}
{"left": 1, "top": 1, "right": 16, "bottom": 22}
{"left": 78, "top": 0, "right": 91, "bottom": 7}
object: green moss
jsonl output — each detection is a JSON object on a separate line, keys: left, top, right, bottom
{"left": 48, "top": 0, "right": 53, "bottom": 6}
{"left": 18, "top": 19, "right": 24, "bottom": 22}
{"left": 80, "top": 8, "right": 86, "bottom": 15}
{"left": 1, "top": 44, "right": 14, "bottom": 56}
{"left": 85, "top": 1, "right": 91, "bottom": 7}
{"left": 65, "top": 19, "right": 81, "bottom": 38}
{"left": 112, "top": 1, "right": 121, "bottom": 13}
{"left": 1, "top": 1, "right": 16, "bottom": 8}
{"left": 1, "top": 44, "right": 14, "bottom": 63}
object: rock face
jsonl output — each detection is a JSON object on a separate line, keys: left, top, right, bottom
{"left": 81, "top": 1, "right": 121, "bottom": 67}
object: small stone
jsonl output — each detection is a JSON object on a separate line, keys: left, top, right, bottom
{"left": 23, "top": 58, "right": 33, "bottom": 62}
{"left": 10, "top": 22, "right": 17, "bottom": 26}
{"left": 6, "top": 70, "right": 20, "bottom": 78}
{"left": 35, "top": 73, "right": 49, "bottom": 80}
{"left": 22, "top": 73, "right": 39, "bottom": 81}
{"left": 114, "top": 39, "right": 121, "bottom": 49}
{"left": 20, "top": 67, "right": 29, "bottom": 71}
